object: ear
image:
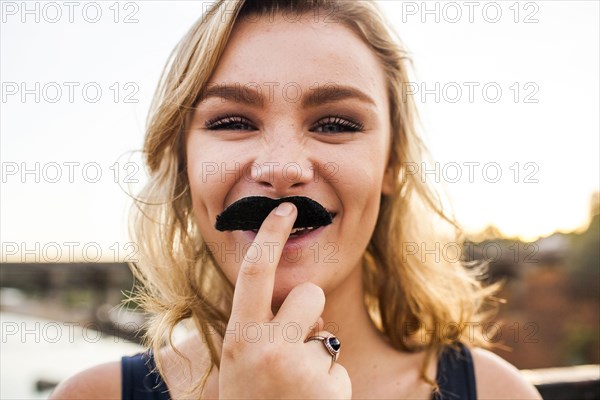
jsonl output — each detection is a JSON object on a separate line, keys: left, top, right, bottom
{"left": 381, "top": 165, "right": 395, "bottom": 196}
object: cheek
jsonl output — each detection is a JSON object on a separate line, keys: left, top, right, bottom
{"left": 328, "top": 142, "right": 389, "bottom": 247}
{"left": 188, "top": 178, "right": 240, "bottom": 286}
{"left": 340, "top": 167, "right": 383, "bottom": 230}
{"left": 186, "top": 153, "right": 224, "bottom": 243}
{"left": 186, "top": 146, "right": 247, "bottom": 285}
{"left": 186, "top": 140, "right": 233, "bottom": 214}
{"left": 187, "top": 161, "right": 213, "bottom": 220}
{"left": 331, "top": 148, "right": 388, "bottom": 198}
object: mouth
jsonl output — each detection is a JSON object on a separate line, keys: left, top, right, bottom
{"left": 241, "top": 217, "right": 335, "bottom": 250}
{"left": 248, "top": 216, "right": 336, "bottom": 238}
{"left": 215, "top": 195, "right": 336, "bottom": 232}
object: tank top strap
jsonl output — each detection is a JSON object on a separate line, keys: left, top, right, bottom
{"left": 432, "top": 342, "right": 477, "bottom": 400}
{"left": 121, "top": 351, "right": 171, "bottom": 400}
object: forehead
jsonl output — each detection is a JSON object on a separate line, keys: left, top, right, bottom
{"left": 208, "top": 12, "right": 387, "bottom": 104}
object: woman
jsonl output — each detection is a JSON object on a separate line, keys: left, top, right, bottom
{"left": 52, "top": 0, "right": 542, "bottom": 398}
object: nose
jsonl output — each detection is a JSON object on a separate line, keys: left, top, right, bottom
{"left": 249, "top": 136, "right": 316, "bottom": 194}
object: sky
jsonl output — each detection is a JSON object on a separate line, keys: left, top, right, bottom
{"left": 1, "top": 0, "right": 599, "bottom": 262}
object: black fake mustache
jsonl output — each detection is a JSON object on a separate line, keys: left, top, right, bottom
{"left": 215, "top": 196, "right": 334, "bottom": 232}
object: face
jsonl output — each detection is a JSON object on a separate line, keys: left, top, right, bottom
{"left": 186, "top": 12, "right": 394, "bottom": 308}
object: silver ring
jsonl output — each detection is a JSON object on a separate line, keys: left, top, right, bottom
{"left": 304, "top": 335, "right": 341, "bottom": 363}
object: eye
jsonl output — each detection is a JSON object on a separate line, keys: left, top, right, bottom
{"left": 205, "top": 114, "right": 257, "bottom": 131}
{"left": 311, "top": 115, "right": 364, "bottom": 134}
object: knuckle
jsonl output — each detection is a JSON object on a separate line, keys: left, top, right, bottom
{"left": 258, "top": 345, "right": 287, "bottom": 368}
{"left": 239, "top": 261, "right": 266, "bottom": 278}
{"left": 260, "top": 345, "right": 279, "bottom": 362}
{"left": 221, "top": 339, "right": 244, "bottom": 361}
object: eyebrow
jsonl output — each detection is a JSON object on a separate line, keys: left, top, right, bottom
{"left": 303, "top": 85, "right": 376, "bottom": 108}
{"left": 198, "top": 84, "right": 265, "bottom": 108}
{"left": 196, "top": 83, "right": 376, "bottom": 108}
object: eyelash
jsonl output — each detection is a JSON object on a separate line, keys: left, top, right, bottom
{"left": 314, "top": 115, "right": 364, "bottom": 133}
{"left": 205, "top": 114, "right": 257, "bottom": 131}
{"left": 204, "top": 114, "right": 364, "bottom": 133}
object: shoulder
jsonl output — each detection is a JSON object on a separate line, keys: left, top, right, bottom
{"left": 49, "top": 361, "right": 121, "bottom": 400}
{"left": 470, "top": 347, "right": 542, "bottom": 399}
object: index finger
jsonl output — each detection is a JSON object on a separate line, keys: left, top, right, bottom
{"left": 229, "top": 202, "right": 297, "bottom": 324}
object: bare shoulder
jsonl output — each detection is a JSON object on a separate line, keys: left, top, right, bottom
{"left": 49, "top": 361, "right": 120, "bottom": 400}
{"left": 471, "top": 347, "right": 542, "bottom": 400}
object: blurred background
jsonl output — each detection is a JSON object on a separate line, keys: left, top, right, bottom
{"left": 1, "top": 1, "right": 598, "bottom": 398}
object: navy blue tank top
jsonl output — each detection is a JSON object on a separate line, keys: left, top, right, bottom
{"left": 122, "top": 343, "right": 476, "bottom": 399}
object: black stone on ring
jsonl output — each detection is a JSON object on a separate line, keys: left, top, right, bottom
{"left": 305, "top": 335, "right": 341, "bottom": 363}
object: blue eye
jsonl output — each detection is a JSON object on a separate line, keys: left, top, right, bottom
{"left": 205, "top": 114, "right": 257, "bottom": 131}
{"left": 311, "top": 115, "right": 364, "bottom": 134}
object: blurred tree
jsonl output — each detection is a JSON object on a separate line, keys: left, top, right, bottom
{"left": 563, "top": 193, "right": 600, "bottom": 364}
{"left": 568, "top": 193, "right": 600, "bottom": 299}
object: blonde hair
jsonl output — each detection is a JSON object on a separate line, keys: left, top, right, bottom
{"left": 129, "top": 0, "right": 500, "bottom": 396}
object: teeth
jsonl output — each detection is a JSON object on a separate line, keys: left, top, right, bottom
{"left": 290, "top": 226, "right": 315, "bottom": 235}
{"left": 249, "top": 226, "right": 317, "bottom": 235}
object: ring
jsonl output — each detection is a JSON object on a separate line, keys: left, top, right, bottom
{"left": 304, "top": 335, "right": 341, "bottom": 363}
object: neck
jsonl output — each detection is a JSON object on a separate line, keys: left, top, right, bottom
{"left": 318, "top": 261, "right": 436, "bottom": 399}
{"left": 320, "top": 259, "right": 392, "bottom": 374}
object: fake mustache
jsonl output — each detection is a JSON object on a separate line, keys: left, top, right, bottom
{"left": 215, "top": 196, "right": 334, "bottom": 232}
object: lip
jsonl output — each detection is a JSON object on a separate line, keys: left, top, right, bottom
{"left": 239, "top": 215, "right": 335, "bottom": 253}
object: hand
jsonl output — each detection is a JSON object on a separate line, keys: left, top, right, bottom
{"left": 218, "top": 202, "right": 352, "bottom": 399}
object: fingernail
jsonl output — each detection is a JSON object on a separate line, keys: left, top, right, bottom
{"left": 275, "top": 202, "right": 294, "bottom": 216}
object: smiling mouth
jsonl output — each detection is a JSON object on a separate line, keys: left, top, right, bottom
{"left": 215, "top": 195, "right": 336, "bottom": 232}
{"left": 250, "top": 224, "right": 325, "bottom": 237}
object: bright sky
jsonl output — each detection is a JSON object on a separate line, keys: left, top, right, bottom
{"left": 1, "top": 1, "right": 598, "bottom": 262}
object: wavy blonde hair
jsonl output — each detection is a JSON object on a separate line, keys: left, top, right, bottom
{"left": 129, "top": 0, "right": 500, "bottom": 396}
